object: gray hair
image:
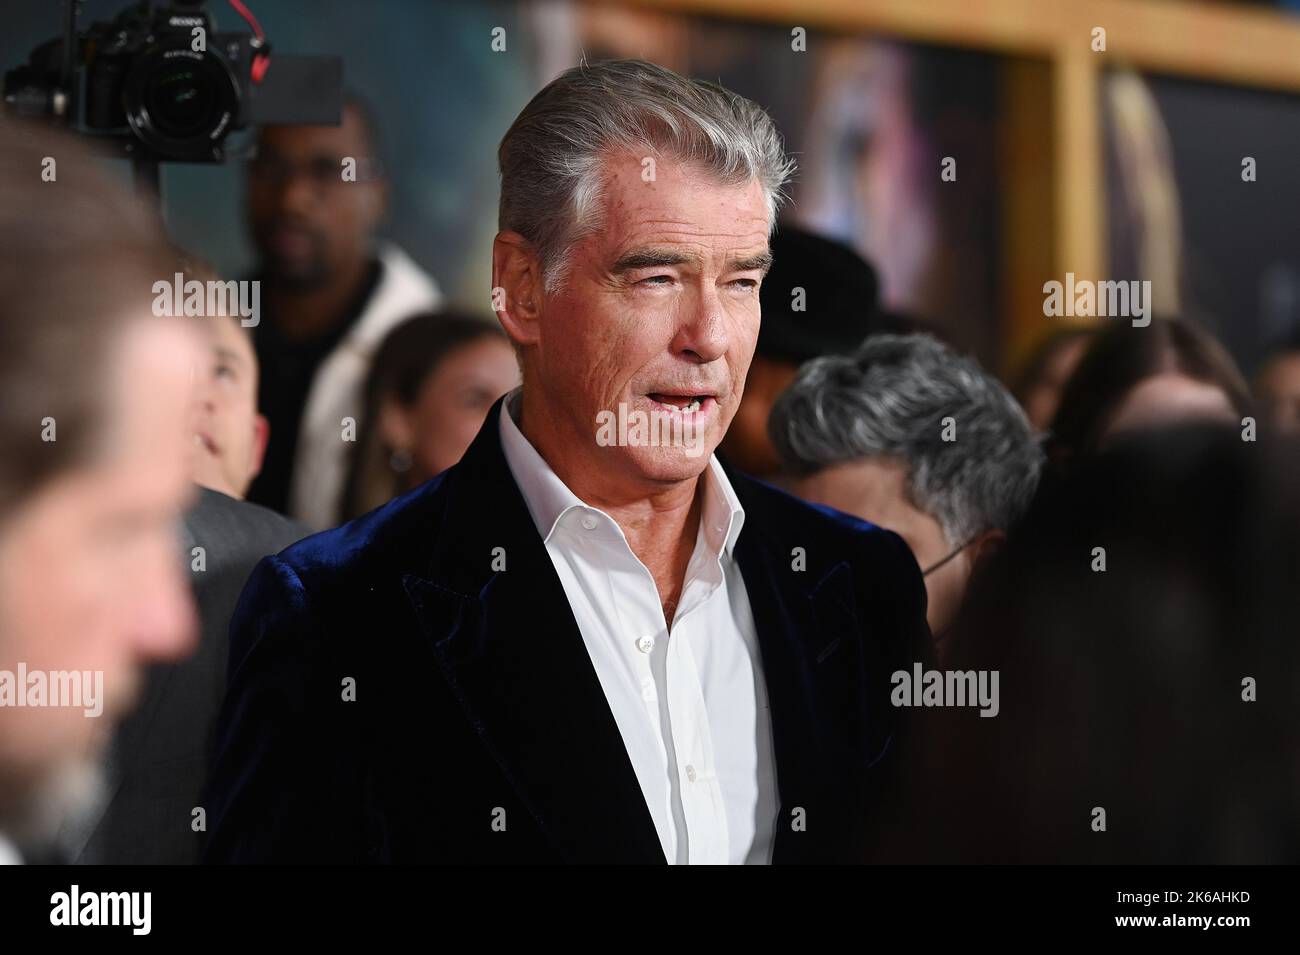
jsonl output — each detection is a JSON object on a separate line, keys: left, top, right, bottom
{"left": 498, "top": 58, "right": 795, "bottom": 292}
{"left": 769, "top": 334, "right": 1045, "bottom": 546}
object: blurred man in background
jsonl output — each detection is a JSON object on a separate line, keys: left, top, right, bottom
{"left": 719, "top": 224, "right": 887, "bottom": 478}
{"left": 192, "top": 302, "right": 269, "bottom": 501}
{"left": 770, "top": 334, "right": 1042, "bottom": 645}
{"left": 245, "top": 94, "right": 440, "bottom": 528}
{"left": 0, "top": 117, "right": 201, "bottom": 862}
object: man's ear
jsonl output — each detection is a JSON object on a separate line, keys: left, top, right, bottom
{"left": 970, "top": 529, "right": 1006, "bottom": 568}
{"left": 492, "top": 230, "right": 543, "bottom": 348}
{"left": 378, "top": 396, "right": 414, "bottom": 452}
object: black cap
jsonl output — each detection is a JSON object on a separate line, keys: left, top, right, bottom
{"left": 757, "top": 224, "right": 881, "bottom": 364}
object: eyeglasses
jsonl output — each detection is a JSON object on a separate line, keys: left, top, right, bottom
{"left": 921, "top": 535, "right": 979, "bottom": 577}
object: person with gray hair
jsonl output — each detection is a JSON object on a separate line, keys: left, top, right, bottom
{"left": 205, "top": 58, "right": 930, "bottom": 865}
{"left": 770, "top": 334, "right": 1043, "bottom": 644}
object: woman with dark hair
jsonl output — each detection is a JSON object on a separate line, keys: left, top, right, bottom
{"left": 338, "top": 311, "right": 518, "bottom": 523}
{"left": 876, "top": 425, "right": 1300, "bottom": 863}
{"left": 1046, "top": 317, "right": 1252, "bottom": 467}
{"left": 1010, "top": 327, "right": 1095, "bottom": 431}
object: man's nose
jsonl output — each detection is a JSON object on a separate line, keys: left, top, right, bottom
{"left": 271, "top": 172, "right": 318, "bottom": 216}
{"left": 198, "top": 374, "right": 218, "bottom": 412}
{"left": 672, "top": 288, "right": 729, "bottom": 364}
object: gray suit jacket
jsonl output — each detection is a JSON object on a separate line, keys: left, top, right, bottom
{"left": 68, "top": 487, "right": 308, "bottom": 864}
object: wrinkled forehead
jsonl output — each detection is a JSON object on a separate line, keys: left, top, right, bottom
{"left": 592, "top": 151, "right": 772, "bottom": 252}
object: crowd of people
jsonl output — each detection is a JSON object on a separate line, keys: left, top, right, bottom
{"left": 1, "top": 56, "right": 1298, "bottom": 865}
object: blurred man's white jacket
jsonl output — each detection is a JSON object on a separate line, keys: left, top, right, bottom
{"left": 288, "top": 242, "right": 440, "bottom": 529}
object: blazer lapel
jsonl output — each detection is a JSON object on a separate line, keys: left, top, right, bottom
{"left": 403, "top": 399, "right": 666, "bottom": 864}
{"left": 731, "top": 476, "right": 880, "bottom": 864}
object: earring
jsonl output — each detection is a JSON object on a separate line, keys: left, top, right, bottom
{"left": 389, "top": 448, "right": 413, "bottom": 473}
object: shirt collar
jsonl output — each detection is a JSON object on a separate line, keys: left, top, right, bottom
{"left": 497, "top": 387, "right": 745, "bottom": 558}
{"left": 0, "top": 832, "right": 22, "bottom": 865}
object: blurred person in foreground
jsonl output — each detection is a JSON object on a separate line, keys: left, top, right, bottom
{"left": 1046, "top": 317, "right": 1251, "bottom": 470}
{"left": 66, "top": 480, "right": 307, "bottom": 864}
{"left": 719, "top": 224, "right": 888, "bottom": 478}
{"left": 204, "top": 59, "right": 929, "bottom": 865}
{"left": 338, "top": 312, "right": 519, "bottom": 524}
{"left": 1254, "top": 333, "right": 1300, "bottom": 434}
{"left": 770, "top": 334, "right": 1043, "bottom": 647}
{"left": 245, "top": 94, "right": 441, "bottom": 529}
{"left": 0, "top": 117, "right": 201, "bottom": 862}
{"left": 881, "top": 424, "right": 1300, "bottom": 863}
{"left": 65, "top": 301, "right": 307, "bottom": 864}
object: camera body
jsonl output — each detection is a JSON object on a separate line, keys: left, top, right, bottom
{"left": 81, "top": 2, "right": 254, "bottom": 161}
{"left": 4, "top": 0, "right": 340, "bottom": 165}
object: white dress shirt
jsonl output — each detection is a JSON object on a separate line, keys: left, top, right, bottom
{"left": 498, "top": 389, "right": 778, "bottom": 864}
{"left": 0, "top": 832, "right": 21, "bottom": 865}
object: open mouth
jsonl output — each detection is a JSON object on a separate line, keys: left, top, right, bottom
{"left": 646, "top": 393, "right": 714, "bottom": 414}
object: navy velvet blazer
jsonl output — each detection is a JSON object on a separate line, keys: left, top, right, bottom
{"left": 202, "top": 397, "right": 930, "bottom": 864}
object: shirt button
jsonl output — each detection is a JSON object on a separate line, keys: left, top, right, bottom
{"left": 685, "top": 765, "right": 697, "bottom": 783}
{"left": 635, "top": 636, "right": 655, "bottom": 654}
{"left": 580, "top": 514, "right": 598, "bottom": 531}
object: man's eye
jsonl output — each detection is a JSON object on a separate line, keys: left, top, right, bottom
{"left": 730, "top": 278, "right": 759, "bottom": 291}
{"left": 638, "top": 275, "right": 673, "bottom": 286}
{"left": 214, "top": 364, "right": 237, "bottom": 380}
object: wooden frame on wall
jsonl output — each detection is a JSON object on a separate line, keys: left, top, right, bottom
{"left": 621, "top": 0, "right": 1300, "bottom": 370}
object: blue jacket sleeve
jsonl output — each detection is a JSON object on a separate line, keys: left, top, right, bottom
{"left": 202, "top": 554, "right": 364, "bottom": 863}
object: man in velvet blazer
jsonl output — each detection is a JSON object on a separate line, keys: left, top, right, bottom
{"left": 202, "top": 59, "right": 929, "bottom": 865}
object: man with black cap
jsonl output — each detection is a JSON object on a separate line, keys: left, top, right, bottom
{"left": 720, "top": 224, "right": 893, "bottom": 477}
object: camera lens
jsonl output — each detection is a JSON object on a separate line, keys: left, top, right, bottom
{"left": 123, "top": 44, "right": 239, "bottom": 161}
{"left": 145, "top": 62, "right": 215, "bottom": 138}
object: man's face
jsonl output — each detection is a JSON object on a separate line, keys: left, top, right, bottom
{"left": 193, "top": 316, "right": 267, "bottom": 499}
{"left": 0, "top": 317, "right": 200, "bottom": 838}
{"left": 792, "top": 456, "right": 968, "bottom": 638}
{"left": 516, "top": 152, "right": 770, "bottom": 487}
{"left": 247, "top": 104, "right": 385, "bottom": 288}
